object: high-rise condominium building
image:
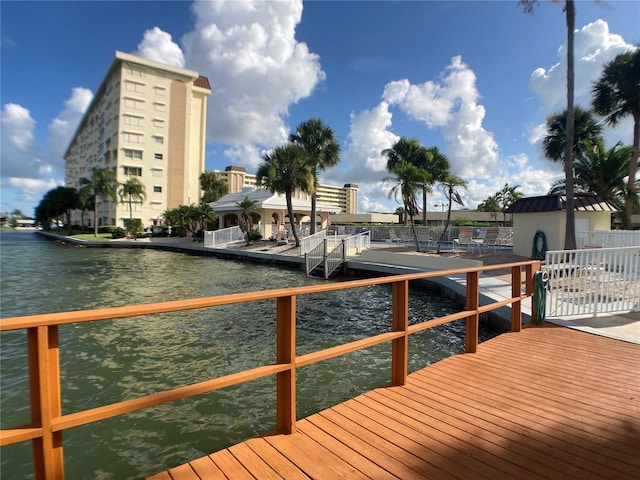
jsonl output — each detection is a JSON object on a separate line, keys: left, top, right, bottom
{"left": 215, "top": 165, "right": 359, "bottom": 215}
{"left": 65, "top": 51, "right": 211, "bottom": 228}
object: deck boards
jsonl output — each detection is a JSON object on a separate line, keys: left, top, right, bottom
{"left": 149, "top": 326, "right": 640, "bottom": 479}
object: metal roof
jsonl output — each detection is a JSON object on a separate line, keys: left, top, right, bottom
{"left": 209, "top": 188, "right": 341, "bottom": 214}
{"left": 505, "top": 194, "right": 619, "bottom": 214}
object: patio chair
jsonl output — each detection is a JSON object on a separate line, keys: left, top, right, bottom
{"left": 482, "top": 227, "right": 500, "bottom": 254}
{"left": 453, "top": 227, "right": 475, "bottom": 253}
{"left": 497, "top": 227, "right": 513, "bottom": 247}
{"left": 417, "top": 231, "right": 433, "bottom": 250}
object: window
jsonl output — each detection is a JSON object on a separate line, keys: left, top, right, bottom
{"left": 154, "top": 86, "right": 166, "bottom": 96}
{"left": 154, "top": 153, "right": 163, "bottom": 160}
{"left": 123, "top": 149, "right": 143, "bottom": 160}
{"left": 152, "top": 118, "right": 165, "bottom": 128}
{"left": 122, "top": 132, "right": 143, "bottom": 144}
{"left": 123, "top": 115, "right": 143, "bottom": 126}
{"left": 125, "top": 81, "right": 145, "bottom": 93}
{"left": 123, "top": 166, "right": 142, "bottom": 176}
{"left": 153, "top": 186, "right": 162, "bottom": 193}
{"left": 154, "top": 102, "right": 166, "bottom": 112}
{"left": 151, "top": 168, "right": 163, "bottom": 177}
{"left": 152, "top": 135, "right": 164, "bottom": 145}
{"left": 124, "top": 97, "right": 144, "bottom": 110}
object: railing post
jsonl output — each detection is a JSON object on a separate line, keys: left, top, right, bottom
{"left": 527, "top": 261, "right": 540, "bottom": 325}
{"left": 276, "top": 295, "right": 296, "bottom": 434}
{"left": 323, "top": 239, "right": 328, "bottom": 280}
{"left": 28, "top": 326, "right": 64, "bottom": 480}
{"left": 391, "top": 280, "right": 409, "bottom": 386}
{"left": 511, "top": 265, "right": 522, "bottom": 332}
{"left": 465, "top": 271, "right": 480, "bottom": 353}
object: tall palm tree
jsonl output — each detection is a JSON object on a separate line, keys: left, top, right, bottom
{"left": 422, "top": 146, "right": 451, "bottom": 225}
{"left": 79, "top": 167, "right": 118, "bottom": 237}
{"left": 382, "top": 160, "right": 431, "bottom": 252}
{"left": 592, "top": 48, "right": 640, "bottom": 227}
{"left": 437, "top": 174, "right": 467, "bottom": 254}
{"left": 521, "top": 0, "right": 577, "bottom": 249}
{"left": 542, "top": 107, "right": 602, "bottom": 248}
{"left": 119, "top": 177, "right": 146, "bottom": 224}
{"left": 549, "top": 139, "right": 632, "bottom": 215}
{"left": 234, "top": 196, "right": 260, "bottom": 244}
{"left": 289, "top": 118, "right": 341, "bottom": 234}
{"left": 383, "top": 138, "right": 448, "bottom": 226}
{"left": 256, "top": 144, "right": 314, "bottom": 247}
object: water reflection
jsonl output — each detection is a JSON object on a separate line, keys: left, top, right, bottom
{"left": 1, "top": 232, "right": 495, "bottom": 479}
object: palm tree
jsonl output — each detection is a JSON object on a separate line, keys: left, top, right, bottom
{"left": 496, "top": 183, "right": 524, "bottom": 225}
{"left": 550, "top": 139, "right": 632, "bottom": 215}
{"left": 542, "top": 107, "right": 602, "bottom": 248}
{"left": 234, "top": 196, "right": 260, "bottom": 244}
{"left": 256, "top": 144, "right": 314, "bottom": 247}
{"left": 79, "top": 167, "right": 118, "bottom": 237}
{"left": 289, "top": 118, "right": 341, "bottom": 234}
{"left": 382, "top": 160, "right": 431, "bottom": 252}
{"left": 119, "top": 177, "right": 146, "bottom": 224}
{"left": 591, "top": 48, "right": 640, "bottom": 227}
{"left": 521, "top": 0, "right": 577, "bottom": 249}
{"left": 383, "top": 138, "right": 449, "bottom": 226}
{"left": 437, "top": 174, "right": 467, "bottom": 254}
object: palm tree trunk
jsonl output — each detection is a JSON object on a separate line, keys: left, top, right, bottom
{"left": 93, "top": 197, "right": 98, "bottom": 237}
{"left": 625, "top": 113, "right": 639, "bottom": 227}
{"left": 422, "top": 189, "right": 427, "bottom": 226}
{"left": 564, "top": 0, "right": 577, "bottom": 250}
{"left": 286, "top": 192, "right": 300, "bottom": 247}
{"left": 310, "top": 194, "right": 317, "bottom": 235}
{"left": 437, "top": 199, "right": 454, "bottom": 254}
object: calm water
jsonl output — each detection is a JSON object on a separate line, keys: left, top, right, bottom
{"left": 0, "top": 231, "right": 496, "bottom": 479}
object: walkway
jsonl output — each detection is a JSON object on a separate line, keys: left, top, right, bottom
{"left": 149, "top": 325, "right": 640, "bottom": 479}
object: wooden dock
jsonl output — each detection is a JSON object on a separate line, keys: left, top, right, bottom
{"left": 149, "top": 325, "right": 640, "bottom": 479}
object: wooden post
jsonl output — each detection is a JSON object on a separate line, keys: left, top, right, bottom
{"left": 276, "top": 296, "right": 296, "bottom": 434}
{"left": 465, "top": 271, "right": 480, "bottom": 353}
{"left": 29, "top": 326, "right": 64, "bottom": 480}
{"left": 527, "top": 261, "right": 540, "bottom": 325}
{"left": 511, "top": 265, "right": 522, "bottom": 332}
{"left": 391, "top": 280, "right": 409, "bottom": 386}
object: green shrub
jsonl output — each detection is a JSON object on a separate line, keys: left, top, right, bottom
{"left": 111, "top": 227, "right": 126, "bottom": 239}
{"left": 248, "top": 229, "right": 262, "bottom": 241}
{"left": 98, "top": 225, "right": 116, "bottom": 234}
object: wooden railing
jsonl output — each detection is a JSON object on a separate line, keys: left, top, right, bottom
{"left": 0, "top": 261, "right": 540, "bottom": 479}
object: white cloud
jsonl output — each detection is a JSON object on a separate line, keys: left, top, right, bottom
{"left": 383, "top": 56, "right": 500, "bottom": 179}
{"left": 47, "top": 87, "right": 93, "bottom": 170}
{"left": 133, "top": 26, "right": 185, "bottom": 68}
{"left": 180, "top": 0, "right": 325, "bottom": 168}
{"left": 341, "top": 102, "right": 399, "bottom": 182}
{"left": 1, "top": 103, "right": 40, "bottom": 178}
{"left": 529, "top": 19, "right": 636, "bottom": 149}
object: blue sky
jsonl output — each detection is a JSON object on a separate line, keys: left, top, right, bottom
{"left": 1, "top": 0, "right": 638, "bottom": 217}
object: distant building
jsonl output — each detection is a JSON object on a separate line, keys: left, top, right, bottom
{"left": 65, "top": 51, "right": 211, "bottom": 228}
{"left": 214, "top": 166, "right": 359, "bottom": 215}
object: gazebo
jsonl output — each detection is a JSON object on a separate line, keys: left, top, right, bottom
{"left": 209, "top": 188, "right": 341, "bottom": 240}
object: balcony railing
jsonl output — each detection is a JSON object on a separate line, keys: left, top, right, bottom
{"left": 0, "top": 261, "right": 540, "bottom": 480}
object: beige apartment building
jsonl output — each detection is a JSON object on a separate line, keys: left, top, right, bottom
{"left": 65, "top": 51, "right": 211, "bottom": 228}
{"left": 215, "top": 165, "right": 359, "bottom": 215}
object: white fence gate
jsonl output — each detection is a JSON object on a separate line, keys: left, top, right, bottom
{"left": 544, "top": 246, "right": 640, "bottom": 317}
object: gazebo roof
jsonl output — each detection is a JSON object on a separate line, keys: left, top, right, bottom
{"left": 210, "top": 188, "right": 341, "bottom": 214}
{"left": 505, "top": 194, "right": 619, "bottom": 214}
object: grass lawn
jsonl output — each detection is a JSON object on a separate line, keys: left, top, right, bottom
{"left": 71, "top": 233, "right": 113, "bottom": 241}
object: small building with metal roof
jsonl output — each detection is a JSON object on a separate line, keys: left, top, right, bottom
{"left": 505, "top": 194, "right": 619, "bottom": 257}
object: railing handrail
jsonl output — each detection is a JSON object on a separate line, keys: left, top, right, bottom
{"left": 0, "top": 260, "right": 540, "bottom": 479}
{"left": 299, "top": 230, "right": 327, "bottom": 255}
{"left": 204, "top": 225, "right": 244, "bottom": 247}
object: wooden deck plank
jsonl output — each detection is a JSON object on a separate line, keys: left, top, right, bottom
{"left": 189, "top": 456, "right": 226, "bottom": 480}
{"left": 296, "top": 417, "right": 397, "bottom": 479}
{"left": 244, "top": 438, "right": 310, "bottom": 479}
{"left": 149, "top": 326, "right": 640, "bottom": 480}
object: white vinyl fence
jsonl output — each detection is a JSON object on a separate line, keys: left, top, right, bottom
{"left": 203, "top": 226, "right": 244, "bottom": 248}
{"left": 544, "top": 246, "right": 640, "bottom": 317}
